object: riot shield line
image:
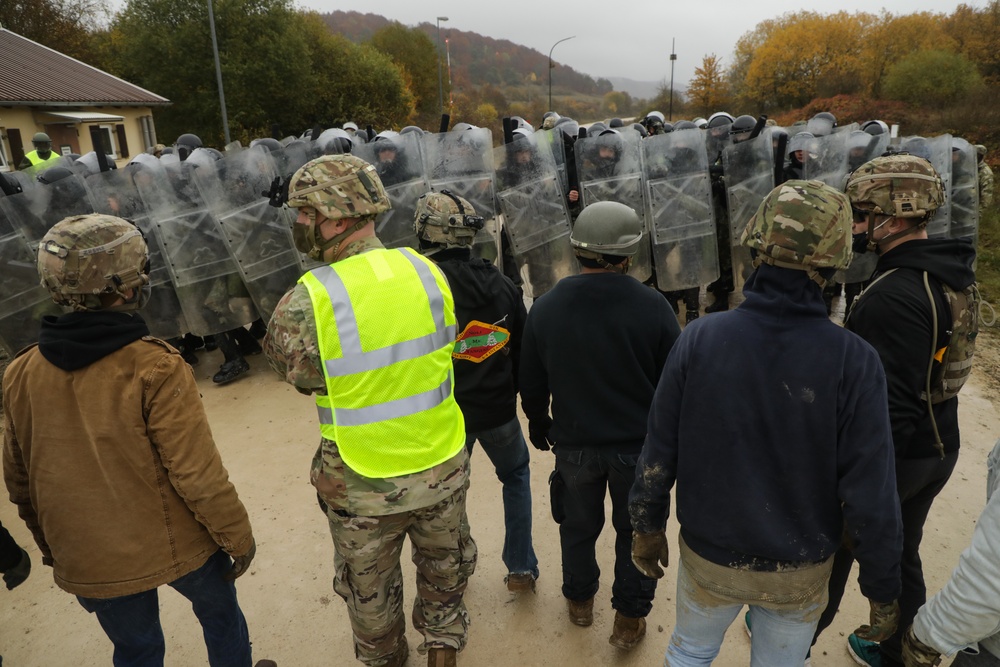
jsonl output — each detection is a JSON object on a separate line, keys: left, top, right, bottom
{"left": 723, "top": 134, "right": 775, "bottom": 294}
{"left": 3, "top": 172, "right": 94, "bottom": 247}
{"left": 354, "top": 133, "right": 429, "bottom": 250}
{"left": 900, "top": 135, "right": 952, "bottom": 238}
{"left": 950, "top": 137, "right": 979, "bottom": 243}
{"left": 804, "top": 131, "right": 852, "bottom": 189}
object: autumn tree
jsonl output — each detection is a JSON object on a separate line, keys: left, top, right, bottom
{"left": 860, "top": 11, "right": 953, "bottom": 97}
{"left": 4, "top": 0, "right": 109, "bottom": 62}
{"left": 944, "top": 1, "right": 1000, "bottom": 82}
{"left": 883, "top": 49, "right": 983, "bottom": 106}
{"left": 687, "top": 54, "right": 730, "bottom": 117}
{"left": 368, "top": 23, "right": 444, "bottom": 126}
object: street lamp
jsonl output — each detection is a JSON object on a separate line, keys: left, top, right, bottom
{"left": 668, "top": 38, "right": 677, "bottom": 121}
{"left": 548, "top": 35, "right": 576, "bottom": 111}
{"left": 207, "top": 0, "right": 230, "bottom": 144}
{"left": 437, "top": 17, "right": 449, "bottom": 117}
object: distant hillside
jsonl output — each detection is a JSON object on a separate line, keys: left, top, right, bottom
{"left": 320, "top": 11, "right": 614, "bottom": 97}
{"left": 607, "top": 77, "right": 665, "bottom": 100}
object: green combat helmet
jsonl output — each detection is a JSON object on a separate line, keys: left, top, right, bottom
{"left": 740, "top": 179, "right": 853, "bottom": 287}
{"left": 37, "top": 214, "right": 150, "bottom": 312}
{"left": 286, "top": 154, "right": 391, "bottom": 260}
{"left": 846, "top": 153, "right": 944, "bottom": 219}
{"left": 570, "top": 201, "right": 643, "bottom": 273}
{"left": 414, "top": 190, "right": 484, "bottom": 252}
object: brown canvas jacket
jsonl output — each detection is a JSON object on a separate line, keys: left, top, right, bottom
{"left": 2, "top": 336, "right": 253, "bottom": 599}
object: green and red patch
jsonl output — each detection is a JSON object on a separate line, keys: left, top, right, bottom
{"left": 453, "top": 320, "right": 510, "bottom": 362}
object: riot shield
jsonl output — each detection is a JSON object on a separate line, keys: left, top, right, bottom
{"left": 493, "top": 135, "right": 576, "bottom": 298}
{"left": 723, "top": 135, "right": 775, "bottom": 292}
{"left": 900, "top": 135, "right": 952, "bottom": 238}
{"left": 804, "top": 131, "right": 852, "bottom": 189}
{"left": 575, "top": 130, "right": 651, "bottom": 282}
{"left": 353, "top": 133, "right": 428, "bottom": 250}
{"left": 421, "top": 128, "right": 500, "bottom": 262}
{"left": 194, "top": 148, "right": 302, "bottom": 320}
{"left": 268, "top": 140, "right": 325, "bottom": 273}
{"left": 846, "top": 132, "right": 890, "bottom": 175}
{"left": 137, "top": 162, "right": 256, "bottom": 337}
{"left": 0, "top": 200, "right": 63, "bottom": 356}
{"left": 950, "top": 137, "right": 979, "bottom": 242}
{"left": 642, "top": 131, "right": 719, "bottom": 291}
{"left": 3, "top": 172, "right": 94, "bottom": 247}
{"left": 85, "top": 166, "right": 189, "bottom": 340}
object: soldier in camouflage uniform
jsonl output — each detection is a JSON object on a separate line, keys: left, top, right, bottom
{"left": 629, "top": 180, "right": 902, "bottom": 666}
{"left": 978, "top": 145, "right": 994, "bottom": 211}
{"left": 263, "top": 155, "right": 476, "bottom": 667}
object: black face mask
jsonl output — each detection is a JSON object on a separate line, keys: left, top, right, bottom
{"left": 852, "top": 232, "right": 869, "bottom": 254}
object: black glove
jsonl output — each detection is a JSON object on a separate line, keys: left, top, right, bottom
{"left": 224, "top": 540, "right": 256, "bottom": 582}
{"left": 3, "top": 547, "right": 31, "bottom": 590}
{"left": 528, "top": 416, "right": 554, "bottom": 451}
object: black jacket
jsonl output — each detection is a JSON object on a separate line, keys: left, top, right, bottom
{"left": 847, "top": 238, "right": 977, "bottom": 459}
{"left": 435, "top": 248, "right": 526, "bottom": 432}
{"left": 520, "top": 272, "right": 681, "bottom": 449}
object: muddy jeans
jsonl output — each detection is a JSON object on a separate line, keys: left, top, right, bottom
{"left": 327, "top": 485, "right": 477, "bottom": 667}
{"left": 665, "top": 539, "right": 833, "bottom": 667}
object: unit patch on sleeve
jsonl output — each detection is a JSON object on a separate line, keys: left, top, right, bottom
{"left": 453, "top": 320, "right": 510, "bottom": 362}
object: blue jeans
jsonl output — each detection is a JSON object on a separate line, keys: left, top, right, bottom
{"left": 666, "top": 557, "right": 822, "bottom": 667}
{"left": 465, "top": 416, "right": 538, "bottom": 578}
{"left": 77, "top": 549, "right": 252, "bottom": 667}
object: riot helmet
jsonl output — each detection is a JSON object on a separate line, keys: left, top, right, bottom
{"left": 37, "top": 214, "right": 150, "bottom": 312}
{"left": 249, "top": 137, "right": 283, "bottom": 153}
{"left": 510, "top": 116, "right": 534, "bottom": 132}
{"left": 541, "top": 111, "right": 560, "bottom": 130}
{"left": 672, "top": 120, "right": 698, "bottom": 131}
{"left": 609, "top": 118, "right": 624, "bottom": 129}
{"left": 807, "top": 112, "right": 837, "bottom": 137}
{"left": 414, "top": 190, "right": 484, "bottom": 252}
{"left": 286, "top": 154, "right": 391, "bottom": 260}
{"left": 692, "top": 117, "right": 708, "bottom": 129}
{"left": 400, "top": 125, "right": 425, "bottom": 136}
{"left": 31, "top": 132, "right": 53, "bottom": 157}
{"left": 661, "top": 122, "right": 674, "bottom": 133}
{"left": 589, "top": 121, "right": 609, "bottom": 135}
{"left": 631, "top": 123, "right": 649, "bottom": 138}
{"left": 186, "top": 147, "right": 223, "bottom": 169}
{"left": 342, "top": 121, "right": 359, "bottom": 133}
{"left": 741, "top": 179, "right": 853, "bottom": 286}
{"left": 570, "top": 201, "right": 643, "bottom": 273}
{"left": 74, "top": 151, "right": 118, "bottom": 175}
{"left": 36, "top": 166, "right": 75, "bottom": 185}
{"left": 787, "top": 132, "right": 816, "bottom": 163}
{"left": 729, "top": 115, "right": 757, "bottom": 143}
{"left": 452, "top": 122, "right": 477, "bottom": 132}
{"left": 317, "top": 128, "right": 354, "bottom": 155}
{"left": 174, "top": 133, "right": 203, "bottom": 161}
{"left": 862, "top": 120, "right": 889, "bottom": 137}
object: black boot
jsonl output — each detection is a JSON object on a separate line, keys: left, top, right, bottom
{"left": 213, "top": 358, "right": 250, "bottom": 384}
{"left": 705, "top": 292, "right": 729, "bottom": 313}
{"left": 686, "top": 310, "right": 700, "bottom": 324}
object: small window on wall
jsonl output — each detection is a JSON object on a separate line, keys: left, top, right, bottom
{"left": 115, "top": 124, "right": 129, "bottom": 158}
{"left": 93, "top": 125, "right": 118, "bottom": 158}
{"left": 0, "top": 129, "right": 10, "bottom": 171}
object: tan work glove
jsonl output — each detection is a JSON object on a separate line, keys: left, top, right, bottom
{"left": 225, "top": 539, "right": 256, "bottom": 582}
{"left": 855, "top": 599, "right": 900, "bottom": 642}
{"left": 901, "top": 625, "right": 942, "bottom": 667}
{"left": 631, "top": 531, "right": 669, "bottom": 579}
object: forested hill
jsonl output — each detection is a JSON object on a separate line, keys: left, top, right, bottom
{"left": 320, "top": 11, "right": 614, "bottom": 96}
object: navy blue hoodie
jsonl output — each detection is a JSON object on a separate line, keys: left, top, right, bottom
{"left": 630, "top": 263, "right": 902, "bottom": 603}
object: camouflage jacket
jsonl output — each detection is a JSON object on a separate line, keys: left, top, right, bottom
{"left": 980, "top": 161, "right": 994, "bottom": 210}
{"left": 263, "top": 235, "right": 470, "bottom": 517}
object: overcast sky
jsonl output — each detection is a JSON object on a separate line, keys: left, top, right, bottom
{"left": 292, "top": 0, "right": 974, "bottom": 87}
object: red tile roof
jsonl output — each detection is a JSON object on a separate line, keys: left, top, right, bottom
{"left": 0, "top": 28, "right": 170, "bottom": 106}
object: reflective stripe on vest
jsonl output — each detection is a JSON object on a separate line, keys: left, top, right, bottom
{"left": 301, "top": 247, "right": 464, "bottom": 478}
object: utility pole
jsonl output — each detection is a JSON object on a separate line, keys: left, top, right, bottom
{"left": 669, "top": 38, "right": 677, "bottom": 122}
{"left": 548, "top": 35, "right": 576, "bottom": 111}
{"left": 207, "top": 0, "right": 230, "bottom": 144}
{"left": 436, "top": 17, "right": 449, "bottom": 117}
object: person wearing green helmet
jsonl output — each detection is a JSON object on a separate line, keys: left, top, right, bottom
{"left": 520, "top": 201, "right": 681, "bottom": 651}
{"left": 17, "top": 131, "right": 62, "bottom": 174}
{"left": 630, "top": 180, "right": 902, "bottom": 667}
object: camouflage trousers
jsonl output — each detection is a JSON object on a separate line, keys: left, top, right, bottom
{"left": 327, "top": 485, "right": 478, "bottom": 667}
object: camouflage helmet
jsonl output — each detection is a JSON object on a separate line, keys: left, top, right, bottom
{"left": 287, "top": 154, "right": 390, "bottom": 220}
{"left": 571, "top": 201, "right": 643, "bottom": 260}
{"left": 846, "top": 154, "right": 944, "bottom": 219}
{"left": 414, "top": 190, "right": 484, "bottom": 251}
{"left": 741, "top": 180, "right": 853, "bottom": 286}
{"left": 38, "top": 214, "right": 150, "bottom": 312}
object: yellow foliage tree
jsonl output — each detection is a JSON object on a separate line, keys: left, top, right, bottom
{"left": 687, "top": 54, "right": 730, "bottom": 117}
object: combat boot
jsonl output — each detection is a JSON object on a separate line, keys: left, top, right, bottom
{"left": 426, "top": 647, "right": 456, "bottom": 667}
{"left": 685, "top": 310, "right": 700, "bottom": 324}
{"left": 567, "top": 597, "right": 594, "bottom": 627}
{"left": 608, "top": 612, "right": 646, "bottom": 650}
{"left": 381, "top": 638, "right": 409, "bottom": 667}
{"left": 212, "top": 358, "right": 250, "bottom": 384}
{"left": 505, "top": 572, "right": 536, "bottom": 593}
{"left": 704, "top": 294, "right": 729, "bottom": 313}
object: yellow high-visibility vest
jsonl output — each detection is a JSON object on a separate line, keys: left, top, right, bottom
{"left": 24, "top": 150, "right": 61, "bottom": 169}
{"left": 300, "top": 247, "right": 465, "bottom": 478}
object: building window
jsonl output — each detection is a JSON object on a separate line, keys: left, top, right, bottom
{"left": 0, "top": 129, "right": 10, "bottom": 171}
{"left": 93, "top": 125, "right": 118, "bottom": 158}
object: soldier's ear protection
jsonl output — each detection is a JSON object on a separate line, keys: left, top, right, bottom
{"left": 440, "top": 190, "right": 485, "bottom": 231}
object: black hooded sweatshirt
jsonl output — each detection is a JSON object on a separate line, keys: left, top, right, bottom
{"left": 847, "top": 238, "right": 977, "bottom": 459}
{"left": 36, "top": 311, "right": 150, "bottom": 371}
{"left": 433, "top": 248, "right": 526, "bottom": 433}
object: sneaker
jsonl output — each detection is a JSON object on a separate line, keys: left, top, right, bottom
{"left": 848, "top": 634, "right": 883, "bottom": 666}
{"left": 213, "top": 358, "right": 250, "bottom": 384}
{"left": 567, "top": 597, "right": 594, "bottom": 627}
{"left": 426, "top": 647, "right": 456, "bottom": 667}
{"left": 505, "top": 572, "right": 536, "bottom": 593}
{"left": 744, "top": 610, "right": 752, "bottom": 638}
{"left": 608, "top": 612, "right": 646, "bottom": 650}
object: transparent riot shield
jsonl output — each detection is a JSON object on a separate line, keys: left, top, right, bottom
{"left": 195, "top": 148, "right": 302, "bottom": 321}
{"left": 846, "top": 132, "right": 890, "bottom": 176}
{"left": 642, "top": 131, "right": 719, "bottom": 291}
{"left": 493, "top": 136, "right": 576, "bottom": 298}
{"left": 85, "top": 166, "right": 189, "bottom": 340}
{"left": 268, "top": 141, "right": 325, "bottom": 273}
{"left": 3, "top": 172, "right": 94, "bottom": 247}
{"left": 950, "top": 137, "right": 979, "bottom": 243}
{"left": 900, "top": 135, "right": 952, "bottom": 238}
{"left": 422, "top": 128, "right": 500, "bottom": 262}
{"left": 723, "top": 135, "right": 775, "bottom": 291}
{"left": 535, "top": 129, "right": 570, "bottom": 193}
{"left": 804, "top": 131, "right": 852, "bottom": 189}
{"left": 0, "top": 200, "right": 63, "bottom": 355}
{"left": 137, "top": 162, "right": 256, "bottom": 337}
{"left": 354, "top": 133, "right": 429, "bottom": 250}
{"left": 575, "top": 130, "right": 651, "bottom": 282}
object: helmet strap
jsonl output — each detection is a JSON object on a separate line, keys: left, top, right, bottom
{"left": 311, "top": 215, "right": 371, "bottom": 262}
{"left": 866, "top": 211, "right": 924, "bottom": 254}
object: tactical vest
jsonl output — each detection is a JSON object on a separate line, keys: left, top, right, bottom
{"left": 24, "top": 150, "right": 61, "bottom": 169}
{"left": 300, "top": 247, "right": 465, "bottom": 478}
